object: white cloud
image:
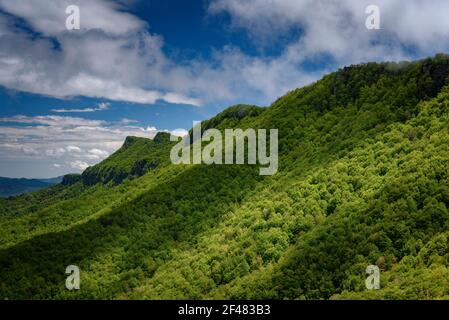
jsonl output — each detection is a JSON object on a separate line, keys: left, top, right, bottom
{"left": 52, "top": 102, "right": 110, "bottom": 113}
{"left": 146, "top": 126, "right": 158, "bottom": 133}
{"left": 0, "top": 115, "right": 105, "bottom": 127}
{"left": 46, "top": 148, "right": 66, "bottom": 158}
{"left": 4, "top": 0, "right": 448, "bottom": 109}
{"left": 0, "top": 0, "right": 144, "bottom": 36}
{"left": 53, "top": 163, "right": 61, "bottom": 168}
{"left": 169, "top": 128, "right": 189, "bottom": 137}
{"left": 205, "top": 0, "right": 449, "bottom": 104}
{"left": 0, "top": 1, "right": 202, "bottom": 106}
{"left": 0, "top": 0, "right": 449, "bottom": 115}
{"left": 66, "top": 145, "right": 82, "bottom": 153}
{"left": 0, "top": 0, "right": 355, "bottom": 107}
{"left": 120, "top": 118, "right": 138, "bottom": 125}
{"left": 209, "top": 0, "right": 449, "bottom": 65}
{"left": 70, "top": 160, "right": 89, "bottom": 171}
{"left": 22, "top": 146, "right": 39, "bottom": 156}
{"left": 87, "top": 148, "right": 109, "bottom": 160}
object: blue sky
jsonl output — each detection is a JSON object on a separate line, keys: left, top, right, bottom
{"left": 1, "top": 0, "right": 449, "bottom": 178}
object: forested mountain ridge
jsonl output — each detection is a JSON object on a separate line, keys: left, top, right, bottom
{"left": 1, "top": 54, "right": 449, "bottom": 299}
{"left": 76, "top": 133, "right": 176, "bottom": 186}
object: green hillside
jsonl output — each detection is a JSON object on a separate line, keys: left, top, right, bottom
{"left": 1, "top": 54, "right": 449, "bottom": 299}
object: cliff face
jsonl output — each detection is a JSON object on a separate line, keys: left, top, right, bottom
{"left": 79, "top": 134, "right": 175, "bottom": 186}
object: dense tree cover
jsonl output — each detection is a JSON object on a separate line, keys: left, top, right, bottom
{"left": 82, "top": 133, "right": 175, "bottom": 185}
{"left": 1, "top": 55, "right": 449, "bottom": 299}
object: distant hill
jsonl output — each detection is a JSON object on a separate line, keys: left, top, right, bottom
{"left": 2, "top": 54, "right": 449, "bottom": 299}
{"left": 0, "top": 176, "right": 63, "bottom": 198}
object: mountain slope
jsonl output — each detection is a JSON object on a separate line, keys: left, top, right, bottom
{"left": 1, "top": 55, "right": 449, "bottom": 299}
{"left": 74, "top": 132, "right": 175, "bottom": 186}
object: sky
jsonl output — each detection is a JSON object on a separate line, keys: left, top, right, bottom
{"left": 1, "top": 0, "right": 449, "bottom": 178}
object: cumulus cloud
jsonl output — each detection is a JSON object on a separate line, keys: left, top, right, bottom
{"left": 0, "top": 0, "right": 144, "bottom": 36}
{"left": 66, "top": 145, "right": 82, "bottom": 153}
{"left": 209, "top": 0, "right": 449, "bottom": 65}
{"left": 70, "top": 160, "right": 89, "bottom": 171}
{"left": 46, "top": 148, "right": 66, "bottom": 157}
{"left": 2, "top": 0, "right": 449, "bottom": 108}
{"left": 86, "top": 148, "right": 109, "bottom": 160}
{"left": 120, "top": 118, "right": 138, "bottom": 125}
{"left": 170, "top": 128, "right": 189, "bottom": 137}
{"left": 52, "top": 102, "right": 110, "bottom": 113}
{"left": 0, "top": 0, "right": 201, "bottom": 106}
{"left": 0, "top": 115, "right": 106, "bottom": 127}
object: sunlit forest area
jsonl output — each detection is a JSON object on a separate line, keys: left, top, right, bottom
{"left": 1, "top": 55, "right": 449, "bottom": 299}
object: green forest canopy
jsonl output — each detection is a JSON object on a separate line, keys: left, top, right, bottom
{"left": 1, "top": 54, "right": 449, "bottom": 299}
